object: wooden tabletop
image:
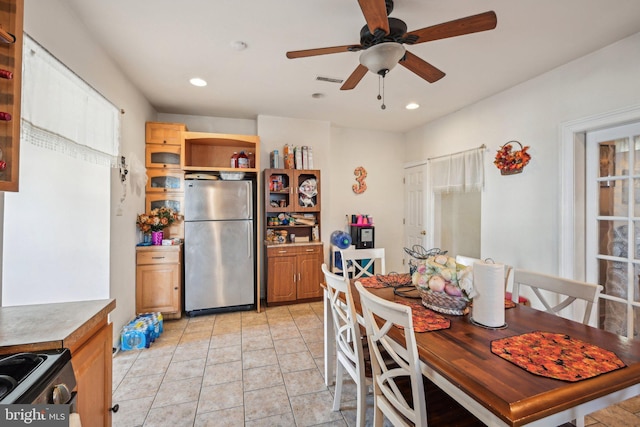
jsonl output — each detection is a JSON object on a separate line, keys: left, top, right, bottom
{"left": 351, "top": 285, "right": 640, "bottom": 426}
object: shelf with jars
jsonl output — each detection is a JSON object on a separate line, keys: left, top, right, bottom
{"left": 264, "top": 167, "right": 323, "bottom": 305}
{"left": 181, "top": 131, "right": 259, "bottom": 173}
{"left": 264, "top": 168, "right": 320, "bottom": 244}
{"left": 0, "top": 0, "right": 23, "bottom": 192}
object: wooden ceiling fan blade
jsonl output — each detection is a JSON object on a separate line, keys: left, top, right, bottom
{"left": 286, "top": 45, "right": 358, "bottom": 59}
{"left": 400, "top": 51, "right": 445, "bottom": 83}
{"left": 407, "top": 11, "right": 497, "bottom": 44}
{"left": 358, "top": 0, "right": 390, "bottom": 35}
{"left": 341, "top": 64, "right": 368, "bottom": 90}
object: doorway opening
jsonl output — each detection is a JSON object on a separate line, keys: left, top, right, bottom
{"left": 434, "top": 191, "right": 481, "bottom": 257}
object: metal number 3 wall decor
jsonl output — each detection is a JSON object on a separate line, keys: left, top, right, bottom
{"left": 352, "top": 166, "right": 367, "bottom": 194}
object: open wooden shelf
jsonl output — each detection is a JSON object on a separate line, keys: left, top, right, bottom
{"left": 0, "top": 0, "right": 23, "bottom": 192}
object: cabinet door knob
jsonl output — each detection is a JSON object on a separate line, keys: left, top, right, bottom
{"left": 152, "top": 256, "right": 165, "bottom": 259}
{"left": 174, "top": 287, "right": 178, "bottom": 290}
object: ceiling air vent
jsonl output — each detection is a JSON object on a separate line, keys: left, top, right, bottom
{"left": 316, "top": 76, "right": 344, "bottom": 84}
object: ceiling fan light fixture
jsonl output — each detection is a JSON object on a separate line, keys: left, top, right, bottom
{"left": 359, "top": 42, "right": 406, "bottom": 76}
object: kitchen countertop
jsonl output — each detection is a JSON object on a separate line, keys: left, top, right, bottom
{"left": 264, "top": 241, "right": 323, "bottom": 247}
{"left": 0, "top": 299, "right": 116, "bottom": 355}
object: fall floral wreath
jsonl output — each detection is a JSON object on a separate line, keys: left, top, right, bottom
{"left": 494, "top": 141, "right": 531, "bottom": 175}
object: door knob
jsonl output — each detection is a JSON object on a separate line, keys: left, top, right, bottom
{"left": 420, "top": 230, "right": 426, "bottom": 235}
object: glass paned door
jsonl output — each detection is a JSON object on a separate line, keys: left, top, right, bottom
{"left": 586, "top": 122, "right": 640, "bottom": 339}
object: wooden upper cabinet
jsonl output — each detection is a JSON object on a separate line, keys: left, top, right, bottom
{"left": 145, "top": 122, "right": 186, "bottom": 145}
{"left": 0, "top": 0, "right": 23, "bottom": 192}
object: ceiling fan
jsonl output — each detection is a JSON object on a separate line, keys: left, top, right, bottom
{"left": 286, "top": 0, "right": 497, "bottom": 91}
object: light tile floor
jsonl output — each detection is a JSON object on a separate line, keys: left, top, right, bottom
{"left": 112, "top": 302, "right": 640, "bottom": 427}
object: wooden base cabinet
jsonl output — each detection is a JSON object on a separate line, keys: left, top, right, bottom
{"left": 73, "top": 321, "right": 113, "bottom": 427}
{"left": 266, "top": 243, "right": 323, "bottom": 305}
{"left": 136, "top": 245, "right": 182, "bottom": 319}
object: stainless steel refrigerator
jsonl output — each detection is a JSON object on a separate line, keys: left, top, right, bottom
{"left": 184, "top": 179, "right": 256, "bottom": 315}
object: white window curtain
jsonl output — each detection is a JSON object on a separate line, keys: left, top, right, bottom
{"left": 430, "top": 147, "right": 484, "bottom": 193}
{"left": 3, "top": 34, "right": 117, "bottom": 306}
{"left": 21, "top": 34, "right": 120, "bottom": 164}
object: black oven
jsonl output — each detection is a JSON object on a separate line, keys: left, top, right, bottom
{"left": 0, "top": 348, "right": 76, "bottom": 406}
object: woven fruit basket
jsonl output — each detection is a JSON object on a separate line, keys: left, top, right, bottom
{"left": 416, "top": 287, "right": 470, "bottom": 316}
{"left": 404, "top": 246, "right": 447, "bottom": 275}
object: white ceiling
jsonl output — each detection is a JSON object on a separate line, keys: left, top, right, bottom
{"left": 64, "top": 0, "right": 640, "bottom": 133}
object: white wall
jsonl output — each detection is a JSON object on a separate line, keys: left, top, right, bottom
{"left": 158, "top": 113, "right": 256, "bottom": 136}
{"left": 405, "top": 32, "right": 640, "bottom": 276}
{"left": 13, "top": 0, "right": 157, "bottom": 346}
{"left": 3, "top": 140, "right": 110, "bottom": 305}
{"left": 255, "top": 116, "right": 406, "bottom": 275}
{"left": 328, "top": 127, "right": 406, "bottom": 273}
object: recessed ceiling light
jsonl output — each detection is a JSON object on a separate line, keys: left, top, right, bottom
{"left": 189, "top": 78, "right": 207, "bottom": 87}
{"left": 406, "top": 102, "right": 420, "bottom": 110}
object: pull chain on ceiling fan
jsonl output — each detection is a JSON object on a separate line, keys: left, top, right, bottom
{"left": 286, "top": 0, "right": 497, "bottom": 94}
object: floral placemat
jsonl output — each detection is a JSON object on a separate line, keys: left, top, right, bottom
{"left": 491, "top": 331, "right": 626, "bottom": 382}
{"left": 395, "top": 300, "right": 451, "bottom": 333}
{"left": 358, "top": 276, "right": 386, "bottom": 289}
{"left": 504, "top": 299, "right": 516, "bottom": 309}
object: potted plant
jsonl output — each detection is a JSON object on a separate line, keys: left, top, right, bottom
{"left": 136, "top": 207, "right": 178, "bottom": 245}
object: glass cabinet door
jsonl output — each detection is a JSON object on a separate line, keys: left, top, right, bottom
{"left": 146, "top": 170, "right": 184, "bottom": 193}
{"left": 145, "top": 144, "right": 181, "bottom": 169}
{"left": 146, "top": 193, "right": 184, "bottom": 214}
{"left": 266, "top": 171, "right": 292, "bottom": 212}
{"left": 294, "top": 170, "right": 321, "bottom": 212}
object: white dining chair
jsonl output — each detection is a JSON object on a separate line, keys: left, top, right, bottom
{"left": 355, "top": 280, "right": 427, "bottom": 427}
{"left": 511, "top": 269, "right": 603, "bottom": 325}
{"left": 322, "top": 264, "right": 370, "bottom": 427}
{"left": 340, "top": 247, "right": 386, "bottom": 279}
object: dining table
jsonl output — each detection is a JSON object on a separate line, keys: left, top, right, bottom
{"left": 322, "top": 275, "right": 640, "bottom": 427}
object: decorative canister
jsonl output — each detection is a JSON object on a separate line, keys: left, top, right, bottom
{"left": 151, "top": 231, "right": 163, "bottom": 245}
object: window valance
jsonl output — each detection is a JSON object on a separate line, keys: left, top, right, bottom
{"left": 429, "top": 146, "right": 484, "bottom": 193}
{"left": 21, "top": 34, "right": 120, "bottom": 165}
